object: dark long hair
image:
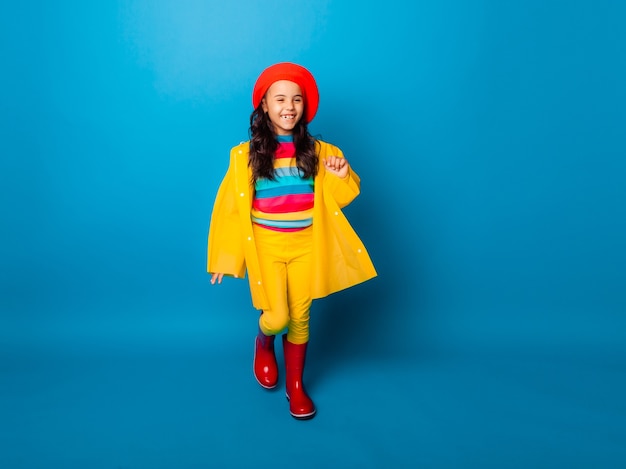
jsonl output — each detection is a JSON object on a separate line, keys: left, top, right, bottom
{"left": 248, "top": 104, "right": 318, "bottom": 183}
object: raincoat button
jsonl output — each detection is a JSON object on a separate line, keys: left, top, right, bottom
{"left": 247, "top": 236, "right": 252, "bottom": 241}
{"left": 240, "top": 192, "right": 245, "bottom": 197}
{"left": 358, "top": 249, "right": 362, "bottom": 253}
{"left": 334, "top": 211, "right": 339, "bottom": 216}
{"left": 257, "top": 281, "right": 262, "bottom": 285}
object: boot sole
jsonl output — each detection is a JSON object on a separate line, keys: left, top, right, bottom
{"left": 291, "top": 411, "right": 316, "bottom": 420}
{"left": 256, "top": 378, "right": 277, "bottom": 390}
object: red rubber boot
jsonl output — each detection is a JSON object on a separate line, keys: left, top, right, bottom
{"left": 254, "top": 331, "right": 278, "bottom": 389}
{"left": 283, "top": 334, "right": 316, "bottom": 420}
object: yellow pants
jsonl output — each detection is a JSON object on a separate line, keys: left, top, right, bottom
{"left": 253, "top": 223, "right": 313, "bottom": 344}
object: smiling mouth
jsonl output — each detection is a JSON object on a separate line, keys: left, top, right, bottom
{"left": 281, "top": 115, "right": 295, "bottom": 120}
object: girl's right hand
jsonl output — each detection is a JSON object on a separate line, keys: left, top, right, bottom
{"left": 210, "top": 273, "right": 224, "bottom": 285}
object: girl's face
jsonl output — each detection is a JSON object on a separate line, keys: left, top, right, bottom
{"left": 262, "top": 80, "right": 304, "bottom": 135}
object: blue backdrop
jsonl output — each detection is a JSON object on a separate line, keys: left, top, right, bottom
{"left": 2, "top": 1, "right": 625, "bottom": 468}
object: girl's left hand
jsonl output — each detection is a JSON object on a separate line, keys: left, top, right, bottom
{"left": 323, "top": 155, "right": 349, "bottom": 178}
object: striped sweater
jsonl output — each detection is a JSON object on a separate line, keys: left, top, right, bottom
{"left": 251, "top": 135, "right": 314, "bottom": 231}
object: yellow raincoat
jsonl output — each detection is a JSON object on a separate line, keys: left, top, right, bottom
{"left": 207, "top": 140, "right": 377, "bottom": 310}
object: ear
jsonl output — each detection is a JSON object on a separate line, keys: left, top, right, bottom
{"left": 261, "top": 97, "right": 268, "bottom": 113}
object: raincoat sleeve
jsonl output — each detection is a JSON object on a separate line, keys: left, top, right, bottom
{"left": 206, "top": 153, "right": 247, "bottom": 279}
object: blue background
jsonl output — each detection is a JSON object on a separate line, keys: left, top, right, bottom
{"left": 2, "top": 1, "right": 625, "bottom": 467}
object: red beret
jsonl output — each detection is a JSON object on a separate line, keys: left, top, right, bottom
{"left": 252, "top": 62, "right": 319, "bottom": 124}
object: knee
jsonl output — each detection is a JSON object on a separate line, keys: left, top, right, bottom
{"left": 259, "top": 312, "right": 290, "bottom": 335}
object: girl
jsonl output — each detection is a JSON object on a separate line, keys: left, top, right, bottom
{"left": 207, "top": 62, "right": 376, "bottom": 420}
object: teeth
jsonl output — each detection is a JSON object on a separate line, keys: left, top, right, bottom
{"left": 282, "top": 115, "right": 295, "bottom": 119}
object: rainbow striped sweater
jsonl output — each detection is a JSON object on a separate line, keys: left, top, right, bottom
{"left": 251, "top": 135, "right": 315, "bottom": 231}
